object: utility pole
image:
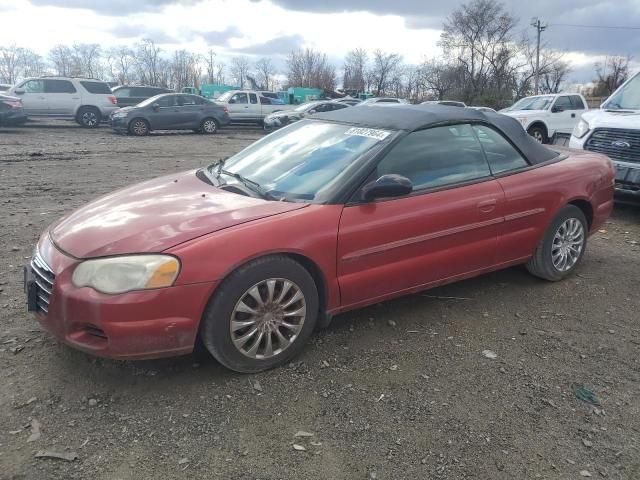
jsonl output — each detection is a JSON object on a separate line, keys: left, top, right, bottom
{"left": 531, "top": 17, "right": 547, "bottom": 95}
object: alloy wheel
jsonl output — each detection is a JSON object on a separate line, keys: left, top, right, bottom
{"left": 82, "top": 112, "right": 98, "bottom": 127}
{"left": 131, "top": 120, "right": 148, "bottom": 135}
{"left": 202, "top": 119, "right": 217, "bottom": 133}
{"left": 551, "top": 218, "right": 585, "bottom": 272}
{"left": 230, "top": 278, "right": 306, "bottom": 359}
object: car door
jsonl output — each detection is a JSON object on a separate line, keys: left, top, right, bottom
{"left": 15, "top": 80, "right": 48, "bottom": 114}
{"left": 147, "top": 95, "right": 178, "bottom": 130}
{"left": 248, "top": 93, "right": 261, "bottom": 119}
{"left": 44, "top": 79, "right": 79, "bottom": 115}
{"left": 473, "top": 123, "right": 557, "bottom": 263}
{"left": 336, "top": 124, "right": 505, "bottom": 308}
{"left": 549, "top": 95, "right": 574, "bottom": 134}
{"left": 226, "top": 92, "right": 249, "bottom": 120}
{"left": 178, "top": 95, "right": 204, "bottom": 127}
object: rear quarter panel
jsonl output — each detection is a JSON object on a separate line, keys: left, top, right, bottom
{"left": 496, "top": 149, "right": 614, "bottom": 261}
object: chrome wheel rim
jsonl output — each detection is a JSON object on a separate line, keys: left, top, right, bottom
{"left": 203, "top": 120, "right": 216, "bottom": 133}
{"left": 230, "top": 278, "right": 306, "bottom": 360}
{"left": 132, "top": 121, "right": 147, "bottom": 135}
{"left": 531, "top": 130, "right": 543, "bottom": 143}
{"left": 83, "top": 112, "right": 98, "bottom": 126}
{"left": 551, "top": 218, "right": 585, "bottom": 272}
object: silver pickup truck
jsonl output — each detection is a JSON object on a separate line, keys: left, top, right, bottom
{"left": 217, "top": 90, "right": 294, "bottom": 123}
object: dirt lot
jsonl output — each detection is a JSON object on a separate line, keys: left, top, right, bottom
{"left": 1, "top": 120, "right": 639, "bottom": 480}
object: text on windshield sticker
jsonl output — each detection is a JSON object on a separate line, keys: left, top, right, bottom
{"left": 344, "top": 127, "right": 391, "bottom": 141}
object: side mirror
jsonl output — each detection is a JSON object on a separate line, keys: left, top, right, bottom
{"left": 361, "top": 174, "right": 413, "bottom": 201}
{"left": 551, "top": 105, "right": 564, "bottom": 113}
{"left": 14, "top": 88, "right": 24, "bottom": 95}
{"left": 152, "top": 103, "right": 160, "bottom": 110}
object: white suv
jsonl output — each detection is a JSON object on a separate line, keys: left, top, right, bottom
{"left": 502, "top": 93, "right": 589, "bottom": 143}
{"left": 7, "top": 77, "right": 118, "bottom": 128}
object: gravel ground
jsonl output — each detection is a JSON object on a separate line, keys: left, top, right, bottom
{"left": 1, "top": 120, "right": 639, "bottom": 480}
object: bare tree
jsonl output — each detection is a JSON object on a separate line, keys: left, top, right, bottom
{"left": 594, "top": 55, "right": 632, "bottom": 96}
{"left": 215, "top": 61, "right": 226, "bottom": 85}
{"left": 418, "top": 59, "right": 462, "bottom": 100}
{"left": 106, "top": 46, "right": 135, "bottom": 84}
{"left": 343, "top": 48, "right": 368, "bottom": 92}
{"left": 169, "top": 49, "right": 202, "bottom": 90}
{"left": 49, "top": 44, "right": 74, "bottom": 76}
{"left": 230, "top": 56, "right": 251, "bottom": 89}
{"left": 540, "top": 59, "right": 571, "bottom": 94}
{"left": 70, "top": 43, "right": 103, "bottom": 78}
{"left": 0, "top": 45, "right": 41, "bottom": 84}
{"left": 205, "top": 49, "right": 216, "bottom": 84}
{"left": 135, "top": 39, "right": 163, "bottom": 86}
{"left": 370, "top": 50, "right": 402, "bottom": 96}
{"left": 286, "top": 48, "right": 336, "bottom": 91}
{"left": 439, "top": 0, "right": 518, "bottom": 103}
{"left": 255, "top": 57, "right": 275, "bottom": 91}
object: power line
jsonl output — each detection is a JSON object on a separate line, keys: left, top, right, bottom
{"left": 551, "top": 23, "right": 640, "bottom": 30}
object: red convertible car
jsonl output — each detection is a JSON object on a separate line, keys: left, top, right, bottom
{"left": 25, "top": 105, "right": 614, "bottom": 372}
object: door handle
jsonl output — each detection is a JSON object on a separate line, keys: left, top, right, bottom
{"left": 571, "top": 113, "right": 576, "bottom": 118}
{"left": 72, "top": 97, "right": 80, "bottom": 100}
{"left": 244, "top": 106, "right": 249, "bottom": 109}
{"left": 477, "top": 199, "right": 497, "bottom": 213}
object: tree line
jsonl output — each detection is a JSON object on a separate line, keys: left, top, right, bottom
{"left": 0, "top": 0, "right": 633, "bottom": 107}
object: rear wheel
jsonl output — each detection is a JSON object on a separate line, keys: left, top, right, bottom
{"left": 200, "top": 255, "right": 319, "bottom": 373}
{"left": 526, "top": 205, "right": 588, "bottom": 281}
{"left": 200, "top": 118, "right": 219, "bottom": 134}
{"left": 128, "top": 118, "right": 150, "bottom": 136}
{"left": 77, "top": 107, "right": 101, "bottom": 128}
{"left": 527, "top": 125, "right": 548, "bottom": 144}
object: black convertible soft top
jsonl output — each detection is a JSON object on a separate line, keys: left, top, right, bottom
{"left": 315, "top": 104, "right": 559, "bottom": 165}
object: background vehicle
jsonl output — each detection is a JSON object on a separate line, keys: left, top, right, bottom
{"left": 28, "top": 105, "right": 613, "bottom": 372}
{"left": 7, "top": 76, "right": 118, "bottom": 127}
{"left": 110, "top": 93, "right": 230, "bottom": 136}
{"left": 422, "top": 100, "right": 467, "bottom": 107}
{"left": 470, "top": 106, "right": 496, "bottom": 112}
{"left": 0, "top": 94, "right": 27, "bottom": 127}
{"left": 502, "top": 93, "right": 588, "bottom": 144}
{"left": 217, "top": 89, "right": 293, "bottom": 123}
{"left": 0, "top": 84, "right": 12, "bottom": 92}
{"left": 357, "top": 97, "right": 408, "bottom": 106}
{"left": 112, "top": 85, "right": 173, "bottom": 108}
{"left": 570, "top": 72, "right": 640, "bottom": 199}
{"left": 263, "top": 100, "right": 349, "bottom": 130}
{"left": 333, "top": 97, "right": 362, "bottom": 106}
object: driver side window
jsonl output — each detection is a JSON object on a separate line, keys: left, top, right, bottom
{"left": 230, "top": 93, "right": 248, "bottom": 104}
{"left": 553, "top": 96, "right": 571, "bottom": 110}
{"left": 376, "top": 124, "right": 491, "bottom": 192}
{"left": 22, "top": 80, "right": 44, "bottom": 93}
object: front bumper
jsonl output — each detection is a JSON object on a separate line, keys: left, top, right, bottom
{"left": 110, "top": 115, "right": 129, "bottom": 131}
{"left": 0, "top": 109, "right": 27, "bottom": 126}
{"left": 25, "top": 235, "right": 217, "bottom": 360}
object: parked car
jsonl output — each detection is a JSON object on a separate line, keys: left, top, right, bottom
{"left": 357, "top": 97, "right": 408, "bottom": 106}
{"left": 110, "top": 93, "right": 230, "bottom": 136}
{"left": 470, "top": 106, "right": 496, "bottom": 113}
{"left": 501, "top": 93, "right": 589, "bottom": 144}
{"left": 217, "top": 89, "right": 293, "bottom": 123}
{"left": 112, "top": 85, "right": 173, "bottom": 108}
{"left": 7, "top": 76, "right": 118, "bottom": 127}
{"left": 570, "top": 72, "right": 640, "bottom": 199}
{"left": 0, "top": 84, "right": 12, "bottom": 92}
{"left": 263, "top": 100, "right": 349, "bottom": 130}
{"left": 422, "top": 100, "right": 467, "bottom": 108}
{"left": 333, "top": 97, "right": 362, "bottom": 106}
{"left": 0, "top": 94, "right": 27, "bottom": 127}
{"left": 25, "top": 104, "right": 614, "bottom": 372}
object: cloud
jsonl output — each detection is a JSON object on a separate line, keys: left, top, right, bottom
{"left": 29, "top": 0, "right": 201, "bottom": 16}
{"left": 198, "top": 27, "right": 242, "bottom": 46}
{"left": 109, "top": 24, "right": 180, "bottom": 43}
{"left": 234, "top": 34, "right": 305, "bottom": 55}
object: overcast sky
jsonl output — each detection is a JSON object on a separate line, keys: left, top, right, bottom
{"left": 1, "top": 0, "right": 638, "bottom": 83}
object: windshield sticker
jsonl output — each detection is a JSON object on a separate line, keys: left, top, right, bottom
{"left": 344, "top": 127, "right": 391, "bottom": 141}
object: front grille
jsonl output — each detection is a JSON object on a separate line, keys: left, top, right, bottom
{"left": 30, "top": 253, "right": 55, "bottom": 314}
{"left": 585, "top": 128, "right": 640, "bottom": 164}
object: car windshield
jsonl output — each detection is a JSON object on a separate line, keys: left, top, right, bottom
{"left": 294, "top": 102, "right": 319, "bottom": 112}
{"left": 217, "top": 91, "right": 234, "bottom": 102}
{"left": 602, "top": 74, "right": 640, "bottom": 110}
{"left": 509, "top": 96, "right": 554, "bottom": 111}
{"left": 211, "top": 120, "right": 395, "bottom": 202}
{"left": 137, "top": 94, "right": 164, "bottom": 107}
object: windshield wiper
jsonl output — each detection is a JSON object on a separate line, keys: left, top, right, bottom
{"left": 219, "top": 169, "right": 277, "bottom": 201}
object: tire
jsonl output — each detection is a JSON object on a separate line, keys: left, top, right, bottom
{"left": 200, "top": 118, "right": 219, "bottom": 134}
{"left": 128, "top": 118, "right": 150, "bottom": 136}
{"left": 76, "top": 106, "right": 101, "bottom": 128}
{"left": 527, "top": 125, "right": 548, "bottom": 144}
{"left": 526, "top": 205, "right": 588, "bottom": 281}
{"left": 200, "top": 255, "right": 319, "bottom": 373}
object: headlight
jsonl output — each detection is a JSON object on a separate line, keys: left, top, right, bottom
{"left": 515, "top": 116, "right": 528, "bottom": 126}
{"left": 72, "top": 255, "right": 180, "bottom": 294}
{"left": 573, "top": 119, "right": 590, "bottom": 139}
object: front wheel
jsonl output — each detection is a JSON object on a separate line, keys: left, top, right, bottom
{"left": 526, "top": 205, "right": 588, "bottom": 281}
{"left": 200, "top": 255, "right": 319, "bottom": 373}
{"left": 128, "top": 118, "right": 150, "bottom": 136}
{"left": 527, "top": 125, "right": 548, "bottom": 144}
{"left": 77, "top": 107, "right": 101, "bottom": 128}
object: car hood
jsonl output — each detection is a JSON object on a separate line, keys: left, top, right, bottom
{"left": 581, "top": 109, "right": 640, "bottom": 128}
{"left": 114, "top": 106, "right": 137, "bottom": 114}
{"left": 50, "top": 170, "right": 307, "bottom": 258}
{"left": 267, "top": 110, "right": 301, "bottom": 119}
{"left": 502, "top": 109, "right": 548, "bottom": 118}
